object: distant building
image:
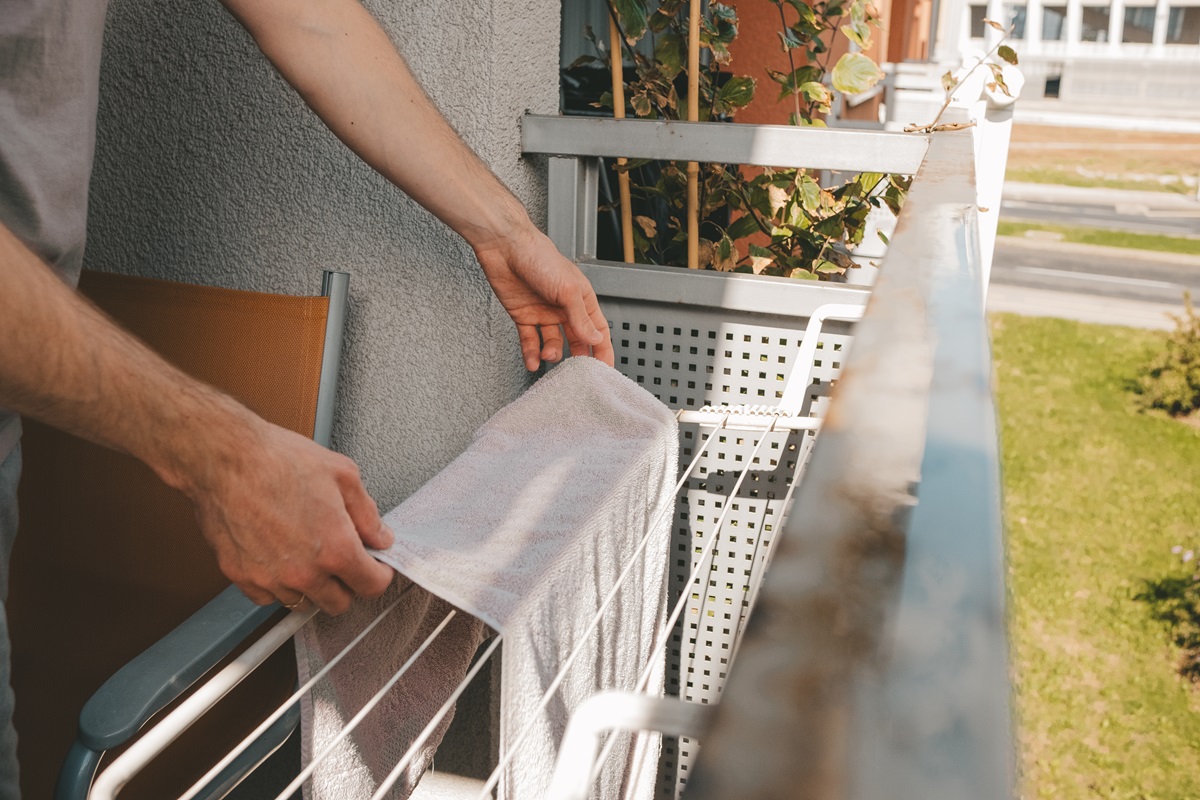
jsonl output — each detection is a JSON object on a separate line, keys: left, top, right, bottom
{"left": 933, "top": 0, "right": 1200, "bottom": 113}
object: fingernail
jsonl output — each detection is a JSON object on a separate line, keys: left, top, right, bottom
{"left": 380, "top": 522, "right": 395, "bottom": 547}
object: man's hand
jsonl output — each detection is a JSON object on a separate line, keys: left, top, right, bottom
{"left": 475, "top": 228, "right": 615, "bottom": 371}
{"left": 224, "top": 0, "right": 616, "bottom": 372}
{"left": 0, "top": 224, "right": 393, "bottom": 616}
{"left": 178, "top": 415, "right": 395, "bottom": 615}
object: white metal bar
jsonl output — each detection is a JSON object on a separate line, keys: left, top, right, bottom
{"left": 581, "top": 260, "right": 869, "bottom": 320}
{"left": 522, "top": 115, "right": 929, "bottom": 175}
{"left": 177, "top": 588, "right": 415, "bottom": 800}
{"left": 473, "top": 413, "right": 732, "bottom": 800}
{"left": 273, "top": 610, "right": 464, "bottom": 800}
{"left": 549, "top": 692, "right": 714, "bottom": 800}
{"left": 89, "top": 607, "right": 319, "bottom": 800}
{"left": 546, "top": 156, "right": 599, "bottom": 262}
{"left": 585, "top": 423, "right": 783, "bottom": 792}
{"left": 370, "top": 636, "right": 503, "bottom": 800}
{"left": 778, "top": 304, "right": 867, "bottom": 415}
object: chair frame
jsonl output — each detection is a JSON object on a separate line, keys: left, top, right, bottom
{"left": 54, "top": 270, "right": 349, "bottom": 800}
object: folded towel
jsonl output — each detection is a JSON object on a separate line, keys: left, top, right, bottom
{"left": 295, "top": 357, "right": 678, "bottom": 799}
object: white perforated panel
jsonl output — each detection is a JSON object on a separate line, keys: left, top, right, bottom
{"left": 600, "top": 300, "right": 855, "bottom": 800}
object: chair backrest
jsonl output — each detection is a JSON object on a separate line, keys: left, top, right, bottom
{"left": 9, "top": 269, "right": 345, "bottom": 800}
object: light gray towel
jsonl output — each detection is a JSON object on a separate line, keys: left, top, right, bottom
{"left": 296, "top": 357, "right": 677, "bottom": 799}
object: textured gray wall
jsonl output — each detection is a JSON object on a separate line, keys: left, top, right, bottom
{"left": 87, "top": 0, "right": 560, "bottom": 510}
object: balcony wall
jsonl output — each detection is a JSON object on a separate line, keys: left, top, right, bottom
{"left": 84, "top": 0, "right": 560, "bottom": 509}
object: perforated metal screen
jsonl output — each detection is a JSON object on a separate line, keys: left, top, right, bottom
{"left": 599, "top": 298, "right": 855, "bottom": 799}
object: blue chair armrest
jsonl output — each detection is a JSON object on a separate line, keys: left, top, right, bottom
{"left": 78, "top": 585, "right": 278, "bottom": 751}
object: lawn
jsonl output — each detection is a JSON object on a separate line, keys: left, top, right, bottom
{"left": 1007, "top": 124, "right": 1200, "bottom": 195}
{"left": 991, "top": 313, "right": 1200, "bottom": 799}
{"left": 996, "top": 221, "right": 1200, "bottom": 257}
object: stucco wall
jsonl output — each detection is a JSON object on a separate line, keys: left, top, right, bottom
{"left": 86, "top": 0, "right": 561, "bottom": 510}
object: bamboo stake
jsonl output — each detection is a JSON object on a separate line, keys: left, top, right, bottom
{"left": 686, "top": 0, "right": 701, "bottom": 269}
{"left": 609, "top": 15, "right": 635, "bottom": 263}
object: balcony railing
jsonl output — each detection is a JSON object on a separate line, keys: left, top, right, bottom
{"left": 523, "top": 114, "right": 1012, "bottom": 800}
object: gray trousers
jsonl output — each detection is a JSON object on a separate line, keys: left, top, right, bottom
{"left": 0, "top": 445, "right": 20, "bottom": 799}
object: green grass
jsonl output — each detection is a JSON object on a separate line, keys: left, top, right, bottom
{"left": 997, "top": 220, "right": 1200, "bottom": 257}
{"left": 992, "top": 314, "right": 1200, "bottom": 799}
{"left": 1006, "top": 167, "right": 1195, "bottom": 196}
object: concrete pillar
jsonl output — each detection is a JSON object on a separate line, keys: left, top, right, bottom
{"left": 1066, "top": 0, "right": 1084, "bottom": 53}
{"left": 1027, "top": 0, "right": 1046, "bottom": 53}
{"left": 986, "top": 0, "right": 1007, "bottom": 46}
{"left": 1152, "top": 0, "right": 1171, "bottom": 51}
{"left": 1109, "top": 0, "right": 1126, "bottom": 48}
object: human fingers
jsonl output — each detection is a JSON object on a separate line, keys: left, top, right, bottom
{"left": 517, "top": 323, "right": 542, "bottom": 371}
{"left": 560, "top": 280, "right": 605, "bottom": 350}
{"left": 585, "top": 297, "right": 615, "bottom": 367}
{"left": 540, "top": 324, "right": 564, "bottom": 364}
{"left": 337, "top": 459, "right": 394, "bottom": 551}
{"left": 298, "top": 573, "right": 356, "bottom": 616}
{"left": 565, "top": 326, "right": 591, "bottom": 361}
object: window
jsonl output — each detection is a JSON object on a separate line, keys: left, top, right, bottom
{"left": 1122, "top": 5, "right": 1156, "bottom": 42}
{"left": 1042, "top": 5, "right": 1068, "bottom": 39}
{"left": 969, "top": 4, "right": 988, "bottom": 37}
{"left": 1168, "top": 5, "right": 1200, "bottom": 43}
{"left": 1081, "top": 5, "right": 1111, "bottom": 41}
{"left": 1004, "top": 3, "right": 1028, "bottom": 38}
{"left": 970, "top": 3, "right": 1026, "bottom": 38}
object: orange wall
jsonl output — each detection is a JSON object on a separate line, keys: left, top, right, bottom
{"left": 727, "top": 0, "right": 910, "bottom": 125}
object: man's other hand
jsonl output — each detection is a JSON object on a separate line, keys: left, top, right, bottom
{"left": 475, "top": 227, "right": 615, "bottom": 372}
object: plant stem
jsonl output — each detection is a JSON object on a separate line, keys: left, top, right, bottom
{"left": 911, "top": 26, "right": 1012, "bottom": 134}
{"left": 774, "top": 0, "right": 802, "bottom": 123}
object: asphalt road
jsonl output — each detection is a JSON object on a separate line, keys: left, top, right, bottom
{"left": 1001, "top": 198, "right": 1200, "bottom": 237}
{"left": 990, "top": 237, "right": 1200, "bottom": 305}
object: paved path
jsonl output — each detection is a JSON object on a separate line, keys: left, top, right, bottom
{"left": 1002, "top": 182, "right": 1200, "bottom": 237}
{"left": 987, "top": 236, "right": 1194, "bottom": 329}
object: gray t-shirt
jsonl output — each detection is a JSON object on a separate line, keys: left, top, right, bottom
{"left": 0, "top": 0, "right": 110, "bottom": 459}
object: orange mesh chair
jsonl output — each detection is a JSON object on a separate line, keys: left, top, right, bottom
{"left": 8, "top": 268, "right": 349, "bottom": 800}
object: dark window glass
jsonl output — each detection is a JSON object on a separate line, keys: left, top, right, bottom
{"left": 1042, "top": 5, "right": 1068, "bottom": 39}
{"left": 1122, "top": 6, "right": 1156, "bottom": 42}
{"left": 1168, "top": 6, "right": 1200, "bottom": 43}
{"left": 1081, "top": 5, "right": 1112, "bottom": 41}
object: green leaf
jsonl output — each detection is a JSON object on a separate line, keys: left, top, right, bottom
{"left": 877, "top": 230, "right": 890, "bottom": 245}
{"left": 855, "top": 172, "right": 884, "bottom": 196}
{"left": 997, "top": 45, "right": 1019, "bottom": 65}
{"left": 715, "top": 76, "right": 756, "bottom": 113}
{"left": 816, "top": 260, "right": 844, "bottom": 274}
{"left": 797, "top": 174, "right": 822, "bottom": 212}
{"left": 726, "top": 213, "right": 763, "bottom": 240}
{"left": 941, "top": 70, "right": 958, "bottom": 93}
{"left": 631, "top": 93, "right": 653, "bottom": 117}
{"left": 748, "top": 244, "right": 775, "bottom": 274}
{"left": 831, "top": 52, "right": 884, "bottom": 95}
{"left": 612, "top": 0, "right": 649, "bottom": 42}
{"left": 778, "top": 28, "right": 805, "bottom": 51}
{"left": 789, "top": 268, "right": 820, "bottom": 280}
{"left": 798, "top": 81, "right": 831, "bottom": 106}
{"left": 655, "top": 33, "right": 686, "bottom": 79}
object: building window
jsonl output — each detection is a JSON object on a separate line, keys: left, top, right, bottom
{"left": 1042, "top": 4, "right": 1068, "bottom": 39}
{"left": 1005, "top": 3, "right": 1028, "bottom": 38}
{"left": 969, "top": 4, "right": 988, "bottom": 37}
{"left": 1081, "top": 5, "right": 1112, "bottom": 41}
{"left": 1168, "top": 5, "right": 1200, "bottom": 43}
{"left": 970, "top": 2, "right": 1026, "bottom": 38}
{"left": 1122, "top": 5, "right": 1156, "bottom": 42}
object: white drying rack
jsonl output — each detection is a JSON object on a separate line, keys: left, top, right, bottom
{"left": 86, "top": 298, "right": 865, "bottom": 800}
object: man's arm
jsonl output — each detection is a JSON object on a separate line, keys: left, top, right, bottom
{"left": 0, "top": 225, "right": 393, "bottom": 614}
{"left": 219, "top": 0, "right": 615, "bottom": 370}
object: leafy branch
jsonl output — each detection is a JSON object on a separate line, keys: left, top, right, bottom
{"left": 904, "top": 19, "right": 1020, "bottom": 134}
